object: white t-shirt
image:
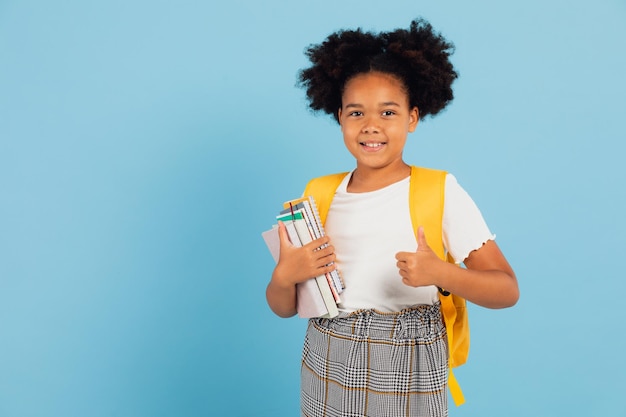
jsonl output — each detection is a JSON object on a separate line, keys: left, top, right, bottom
{"left": 324, "top": 171, "right": 495, "bottom": 313}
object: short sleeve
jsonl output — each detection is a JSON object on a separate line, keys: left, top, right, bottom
{"left": 442, "top": 174, "right": 496, "bottom": 263}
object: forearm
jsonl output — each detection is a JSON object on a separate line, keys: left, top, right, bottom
{"left": 435, "top": 262, "right": 519, "bottom": 309}
{"left": 266, "top": 273, "right": 298, "bottom": 318}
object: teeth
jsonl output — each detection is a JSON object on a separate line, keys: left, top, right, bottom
{"left": 362, "top": 143, "right": 383, "bottom": 148}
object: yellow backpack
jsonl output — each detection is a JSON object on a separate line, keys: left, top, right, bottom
{"left": 303, "top": 165, "right": 469, "bottom": 406}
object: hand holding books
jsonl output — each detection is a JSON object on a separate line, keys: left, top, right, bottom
{"left": 262, "top": 196, "right": 345, "bottom": 318}
{"left": 272, "top": 221, "right": 336, "bottom": 288}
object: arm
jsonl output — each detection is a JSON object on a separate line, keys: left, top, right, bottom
{"left": 266, "top": 221, "right": 337, "bottom": 318}
{"left": 396, "top": 227, "right": 519, "bottom": 309}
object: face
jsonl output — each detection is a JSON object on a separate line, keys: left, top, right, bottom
{"left": 338, "top": 72, "right": 419, "bottom": 175}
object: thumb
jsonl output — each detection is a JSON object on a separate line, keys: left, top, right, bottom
{"left": 277, "top": 221, "right": 294, "bottom": 248}
{"left": 417, "top": 226, "right": 430, "bottom": 251}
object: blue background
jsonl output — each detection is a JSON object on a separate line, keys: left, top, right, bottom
{"left": 1, "top": 0, "right": 625, "bottom": 416}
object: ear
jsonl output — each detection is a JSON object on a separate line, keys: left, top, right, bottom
{"left": 337, "top": 107, "right": 343, "bottom": 129}
{"left": 408, "top": 106, "right": 419, "bottom": 132}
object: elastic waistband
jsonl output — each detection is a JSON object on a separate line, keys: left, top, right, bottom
{"left": 312, "top": 303, "right": 443, "bottom": 342}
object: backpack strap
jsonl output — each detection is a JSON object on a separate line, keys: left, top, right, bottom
{"left": 408, "top": 166, "right": 446, "bottom": 259}
{"left": 303, "top": 172, "right": 348, "bottom": 224}
{"left": 409, "top": 166, "right": 466, "bottom": 406}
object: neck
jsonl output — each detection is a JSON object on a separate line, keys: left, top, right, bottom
{"left": 348, "top": 162, "right": 411, "bottom": 193}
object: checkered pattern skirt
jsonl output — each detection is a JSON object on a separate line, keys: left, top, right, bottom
{"left": 301, "top": 303, "right": 448, "bottom": 417}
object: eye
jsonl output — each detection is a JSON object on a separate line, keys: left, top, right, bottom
{"left": 349, "top": 111, "right": 363, "bottom": 117}
{"left": 382, "top": 110, "right": 396, "bottom": 116}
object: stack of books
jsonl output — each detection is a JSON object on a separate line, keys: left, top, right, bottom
{"left": 262, "top": 196, "right": 344, "bottom": 318}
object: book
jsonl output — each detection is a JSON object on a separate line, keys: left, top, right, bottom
{"left": 279, "top": 198, "right": 345, "bottom": 295}
{"left": 277, "top": 207, "right": 343, "bottom": 303}
{"left": 262, "top": 222, "right": 337, "bottom": 318}
{"left": 262, "top": 197, "right": 342, "bottom": 319}
{"left": 276, "top": 212, "right": 341, "bottom": 307}
{"left": 262, "top": 222, "right": 329, "bottom": 318}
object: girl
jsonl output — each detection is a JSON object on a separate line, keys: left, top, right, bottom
{"left": 266, "top": 18, "right": 519, "bottom": 417}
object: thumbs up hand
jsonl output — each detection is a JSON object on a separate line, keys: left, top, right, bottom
{"left": 395, "top": 226, "right": 442, "bottom": 288}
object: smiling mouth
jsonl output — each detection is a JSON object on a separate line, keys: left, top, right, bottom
{"left": 360, "top": 142, "right": 386, "bottom": 148}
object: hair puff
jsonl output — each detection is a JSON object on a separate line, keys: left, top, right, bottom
{"left": 297, "top": 18, "right": 458, "bottom": 122}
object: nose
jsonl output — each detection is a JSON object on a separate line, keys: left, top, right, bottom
{"left": 361, "top": 117, "right": 380, "bottom": 134}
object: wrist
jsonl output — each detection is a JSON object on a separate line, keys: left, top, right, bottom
{"left": 271, "top": 265, "right": 295, "bottom": 290}
{"left": 431, "top": 258, "right": 455, "bottom": 290}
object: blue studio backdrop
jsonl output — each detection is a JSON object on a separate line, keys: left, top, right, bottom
{"left": 1, "top": 1, "right": 625, "bottom": 416}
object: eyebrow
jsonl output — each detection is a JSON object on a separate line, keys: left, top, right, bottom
{"left": 344, "top": 101, "right": 402, "bottom": 109}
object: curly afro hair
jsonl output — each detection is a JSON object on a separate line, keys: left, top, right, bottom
{"left": 297, "top": 18, "right": 458, "bottom": 122}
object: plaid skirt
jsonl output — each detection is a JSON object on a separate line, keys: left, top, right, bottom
{"left": 301, "top": 304, "right": 448, "bottom": 417}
